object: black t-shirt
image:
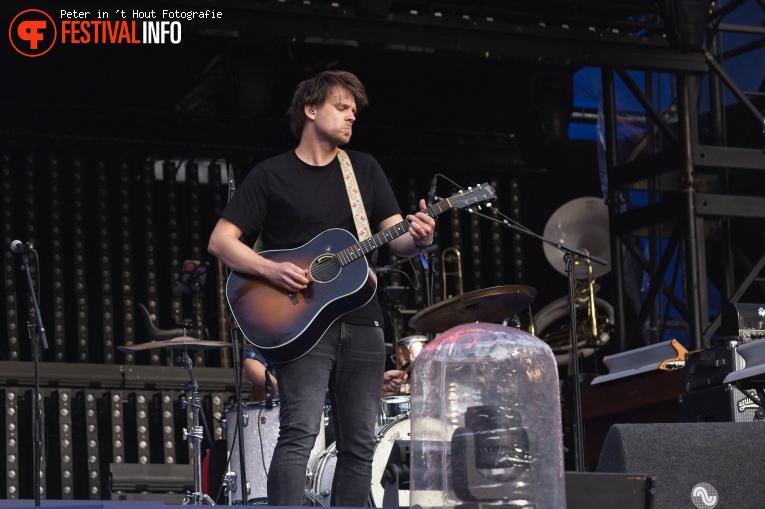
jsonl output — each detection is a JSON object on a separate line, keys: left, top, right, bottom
{"left": 221, "top": 149, "right": 402, "bottom": 326}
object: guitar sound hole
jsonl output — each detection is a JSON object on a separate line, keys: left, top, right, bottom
{"left": 311, "top": 255, "right": 341, "bottom": 283}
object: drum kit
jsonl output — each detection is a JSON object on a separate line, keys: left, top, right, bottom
{"left": 114, "top": 197, "right": 611, "bottom": 505}
{"left": 119, "top": 282, "right": 537, "bottom": 506}
{"left": 123, "top": 198, "right": 608, "bottom": 503}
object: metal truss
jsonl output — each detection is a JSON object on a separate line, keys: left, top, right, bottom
{"left": 603, "top": 0, "right": 765, "bottom": 352}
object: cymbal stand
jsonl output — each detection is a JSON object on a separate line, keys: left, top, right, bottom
{"left": 466, "top": 206, "right": 607, "bottom": 472}
{"left": 381, "top": 285, "right": 409, "bottom": 370}
{"left": 222, "top": 471, "right": 238, "bottom": 505}
{"left": 179, "top": 349, "right": 216, "bottom": 505}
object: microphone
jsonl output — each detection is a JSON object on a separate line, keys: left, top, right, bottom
{"left": 427, "top": 174, "right": 438, "bottom": 205}
{"left": 421, "top": 243, "right": 439, "bottom": 254}
{"left": 375, "top": 244, "right": 440, "bottom": 274}
{"left": 227, "top": 164, "right": 236, "bottom": 201}
{"left": 264, "top": 367, "right": 274, "bottom": 410}
{"left": 375, "top": 255, "right": 412, "bottom": 274}
{"left": 10, "top": 240, "right": 35, "bottom": 254}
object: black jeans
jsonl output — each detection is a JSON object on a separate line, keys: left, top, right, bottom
{"left": 267, "top": 321, "right": 385, "bottom": 506}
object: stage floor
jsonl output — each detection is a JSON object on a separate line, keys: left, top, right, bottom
{"left": 0, "top": 500, "right": 177, "bottom": 509}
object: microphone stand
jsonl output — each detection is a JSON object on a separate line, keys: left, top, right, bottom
{"left": 376, "top": 244, "right": 438, "bottom": 276}
{"left": 422, "top": 247, "right": 436, "bottom": 309}
{"left": 18, "top": 248, "right": 48, "bottom": 506}
{"left": 377, "top": 252, "right": 427, "bottom": 370}
{"left": 468, "top": 206, "right": 607, "bottom": 473}
{"left": 422, "top": 196, "right": 438, "bottom": 343}
{"left": 221, "top": 166, "right": 249, "bottom": 503}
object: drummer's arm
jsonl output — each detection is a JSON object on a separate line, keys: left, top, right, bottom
{"left": 243, "top": 357, "right": 279, "bottom": 396}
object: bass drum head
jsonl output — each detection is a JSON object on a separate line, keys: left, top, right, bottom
{"left": 310, "top": 415, "right": 411, "bottom": 507}
{"left": 370, "top": 415, "right": 411, "bottom": 507}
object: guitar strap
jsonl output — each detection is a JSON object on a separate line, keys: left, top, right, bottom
{"left": 337, "top": 149, "right": 372, "bottom": 241}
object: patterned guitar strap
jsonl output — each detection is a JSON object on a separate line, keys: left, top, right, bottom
{"left": 337, "top": 149, "right": 378, "bottom": 287}
{"left": 337, "top": 149, "right": 372, "bottom": 241}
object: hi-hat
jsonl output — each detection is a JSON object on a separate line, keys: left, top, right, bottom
{"left": 409, "top": 285, "right": 537, "bottom": 334}
{"left": 542, "top": 196, "right": 611, "bottom": 279}
{"left": 118, "top": 337, "right": 232, "bottom": 352}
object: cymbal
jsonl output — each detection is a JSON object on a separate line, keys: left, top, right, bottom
{"left": 118, "top": 337, "right": 233, "bottom": 352}
{"left": 408, "top": 285, "right": 537, "bottom": 334}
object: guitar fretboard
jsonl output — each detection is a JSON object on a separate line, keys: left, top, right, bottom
{"left": 335, "top": 198, "right": 450, "bottom": 266}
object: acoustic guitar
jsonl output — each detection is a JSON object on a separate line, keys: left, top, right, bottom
{"left": 227, "top": 183, "right": 496, "bottom": 363}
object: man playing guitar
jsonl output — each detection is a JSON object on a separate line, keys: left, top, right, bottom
{"left": 208, "top": 69, "right": 434, "bottom": 507}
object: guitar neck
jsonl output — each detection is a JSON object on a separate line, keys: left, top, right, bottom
{"left": 337, "top": 198, "right": 452, "bottom": 267}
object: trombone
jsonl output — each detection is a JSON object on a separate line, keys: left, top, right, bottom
{"left": 534, "top": 196, "right": 614, "bottom": 367}
{"left": 441, "top": 247, "right": 463, "bottom": 300}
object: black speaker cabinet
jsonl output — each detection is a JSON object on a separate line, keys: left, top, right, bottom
{"left": 565, "top": 472, "right": 652, "bottom": 509}
{"left": 679, "top": 383, "right": 762, "bottom": 423}
{"left": 597, "top": 422, "right": 765, "bottom": 509}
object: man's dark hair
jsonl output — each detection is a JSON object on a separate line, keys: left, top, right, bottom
{"left": 287, "top": 70, "right": 369, "bottom": 139}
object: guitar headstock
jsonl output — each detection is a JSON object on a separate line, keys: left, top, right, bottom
{"left": 447, "top": 183, "right": 496, "bottom": 210}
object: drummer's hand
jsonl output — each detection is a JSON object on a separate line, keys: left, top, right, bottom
{"left": 382, "top": 370, "right": 408, "bottom": 393}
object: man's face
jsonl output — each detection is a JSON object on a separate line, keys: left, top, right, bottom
{"left": 311, "top": 87, "right": 357, "bottom": 146}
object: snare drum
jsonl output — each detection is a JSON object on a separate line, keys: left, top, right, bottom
{"left": 378, "top": 395, "right": 410, "bottom": 426}
{"left": 225, "top": 400, "right": 326, "bottom": 504}
{"left": 311, "top": 415, "right": 411, "bottom": 507}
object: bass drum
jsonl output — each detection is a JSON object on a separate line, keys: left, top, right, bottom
{"left": 312, "top": 415, "right": 411, "bottom": 507}
{"left": 225, "top": 400, "right": 326, "bottom": 504}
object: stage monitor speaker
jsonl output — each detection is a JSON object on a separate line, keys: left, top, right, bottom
{"left": 565, "top": 472, "right": 652, "bottom": 509}
{"left": 597, "top": 422, "right": 765, "bottom": 509}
